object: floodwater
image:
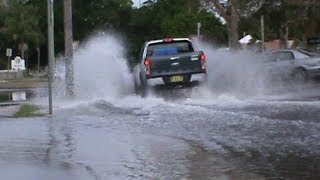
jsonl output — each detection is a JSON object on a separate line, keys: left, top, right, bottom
{"left": 1, "top": 34, "right": 320, "bottom": 179}
{"left": 0, "top": 91, "right": 32, "bottom": 103}
{"left": 1, "top": 93, "right": 320, "bottom": 179}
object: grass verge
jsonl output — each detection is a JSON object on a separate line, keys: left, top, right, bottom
{"left": 14, "top": 104, "right": 46, "bottom": 118}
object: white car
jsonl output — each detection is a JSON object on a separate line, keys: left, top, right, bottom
{"left": 265, "top": 49, "right": 320, "bottom": 81}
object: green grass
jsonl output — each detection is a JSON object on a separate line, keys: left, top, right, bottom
{"left": 14, "top": 104, "right": 46, "bottom": 118}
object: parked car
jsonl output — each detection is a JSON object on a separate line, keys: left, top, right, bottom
{"left": 264, "top": 49, "right": 320, "bottom": 81}
{"left": 133, "top": 38, "right": 207, "bottom": 94}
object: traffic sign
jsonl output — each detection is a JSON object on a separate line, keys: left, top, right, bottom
{"left": 197, "top": 22, "right": 201, "bottom": 29}
{"left": 6, "top": 48, "right": 12, "bottom": 57}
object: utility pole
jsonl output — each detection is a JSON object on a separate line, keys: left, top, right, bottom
{"left": 261, "top": 15, "right": 265, "bottom": 52}
{"left": 36, "top": 47, "right": 40, "bottom": 73}
{"left": 64, "top": 0, "right": 74, "bottom": 96}
{"left": 197, "top": 22, "right": 201, "bottom": 40}
{"left": 47, "top": 0, "right": 54, "bottom": 115}
{"left": 285, "top": 23, "right": 289, "bottom": 48}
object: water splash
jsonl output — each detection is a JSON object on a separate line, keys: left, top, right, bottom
{"left": 31, "top": 33, "right": 136, "bottom": 110}
{"left": 73, "top": 33, "right": 134, "bottom": 100}
{"left": 194, "top": 41, "right": 275, "bottom": 98}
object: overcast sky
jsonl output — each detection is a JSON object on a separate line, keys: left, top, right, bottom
{"left": 132, "top": 0, "right": 146, "bottom": 7}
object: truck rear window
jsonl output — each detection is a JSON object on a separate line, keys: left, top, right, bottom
{"left": 147, "top": 41, "right": 194, "bottom": 56}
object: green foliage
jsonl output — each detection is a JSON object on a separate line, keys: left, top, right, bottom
{"left": 0, "top": 4, "right": 9, "bottom": 66}
{"left": 0, "top": 0, "right": 44, "bottom": 69}
{"left": 239, "top": 0, "right": 320, "bottom": 44}
{"left": 127, "top": 0, "right": 227, "bottom": 58}
{"left": 5, "top": 0, "right": 44, "bottom": 45}
{"left": 73, "top": 0, "right": 133, "bottom": 40}
{"left": 0, "top": 0, "right": 227, "bottom": 67}
{"left": 14, "top": 104, "right": 45, "bottom": 118}
{"left": 0, "top": 0, "right": 318, "bottom": 69}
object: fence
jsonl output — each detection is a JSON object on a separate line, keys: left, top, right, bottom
{"left": 0, "top": 70, "right": 24, "bottom": 80}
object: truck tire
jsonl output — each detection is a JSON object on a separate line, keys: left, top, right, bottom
{"left": 136, "top": 73, "right": 147, "bottom": 97}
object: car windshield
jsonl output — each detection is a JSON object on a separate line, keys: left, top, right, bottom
{"left": 147, "top": 41, "right": 194, "bottom": 56}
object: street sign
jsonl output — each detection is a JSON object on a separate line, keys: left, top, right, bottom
{"left": 197, "top": 22, "right": 201, "bottom": 29}
{"left": 6, "top": 48, "right": 12, "bottom": 57}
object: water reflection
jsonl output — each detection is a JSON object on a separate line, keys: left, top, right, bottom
{"left": 0, "top": 91, "right": 33, "bottom": 103}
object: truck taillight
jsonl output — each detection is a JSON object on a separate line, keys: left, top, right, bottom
{"left": 163, "top": 38, "right": 173, "bottom": 43}
{"left": 144, "top": 58, "right": 152, "bottom": 76}
{"left": 200, "top": 53, "right": 206, "bottom": 70}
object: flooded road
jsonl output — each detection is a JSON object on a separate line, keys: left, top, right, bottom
{"left": 1, "top": 34, "right": 320, "bottom": 179}
{"left": 1, "top": 92, "right": 320, "bottom": 179}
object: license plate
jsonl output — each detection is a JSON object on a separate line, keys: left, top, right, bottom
{"left": 170, "top": 75, "right": 184, "bottom": 82}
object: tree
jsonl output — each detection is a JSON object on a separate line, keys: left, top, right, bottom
{"left": 64, "top": 0, "right": 74, "bottom": 96}
{"left": 0, "top": 0, "right": 228, "bottom": 70}
{"left": 0, "top": 0, "right": 7, "bottom": 6}
{"left": 4, "top": 0, "right": 43, "bottom": 59}
{"left": 282, "top": 0, "right": 320, "bottom": 44}
{"left": 204, "top": 0, "right": 267, "bottom": 48}
{"left": 0, "top": 3, "right": 7, "bottom": 69}
{"left": 238, "top": 0, "right": 320, "bottom": 48}
{"left": 127, "top": 0, "right": 227, "bottom": 60}
{"left": 73, "top": 0, "right": 133, "bottom": 40}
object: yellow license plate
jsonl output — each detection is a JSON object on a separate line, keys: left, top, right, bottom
{"left": 170, "top": 75, "right": 184, "bottom": 82}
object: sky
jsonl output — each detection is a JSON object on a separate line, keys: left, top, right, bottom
{"left": 132, "top": 0, "right": 146, "bottom": 7}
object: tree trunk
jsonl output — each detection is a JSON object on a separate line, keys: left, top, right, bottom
{"left": 64, "top": 0, "right": 74, "bottom": 96}
{"left": 227, "top": 18, "right": 239, "bottom": 49}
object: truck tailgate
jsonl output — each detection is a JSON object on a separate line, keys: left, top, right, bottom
{"left": 149, "top": 52, "right": 203, "bottom": 76}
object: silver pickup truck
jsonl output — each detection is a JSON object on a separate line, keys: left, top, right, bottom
{"left": 133, "top": 38, "right": 207, "bottom": 94}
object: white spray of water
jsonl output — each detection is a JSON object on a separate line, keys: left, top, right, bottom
{"left": 73, "top": 33, "right": 134, "bottom": 101}
{"left": 188, "top": 41, "right": 320, "bottom": 103}
{"left": 194, "top": 41, "right": 273, "bottom": 98}
{"left": 32, "top": 33, "right": 136, "bottom": 109}
{"left": 33, "top": 35, "right": 314, "bottom": 110}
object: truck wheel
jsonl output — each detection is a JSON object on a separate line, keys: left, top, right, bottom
{"left": 134, "top": 81, "right": 140, "bottom": 94}
{"left": 139, "top": 73, "right": 148, "bottom": 97}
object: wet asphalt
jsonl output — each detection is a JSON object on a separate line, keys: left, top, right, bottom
{"left": 0, "top": 83, "right": 320, "bottom": 180}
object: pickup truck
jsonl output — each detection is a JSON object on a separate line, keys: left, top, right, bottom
{"left": 133, "top": 38, "right": 207, "bottom": 94}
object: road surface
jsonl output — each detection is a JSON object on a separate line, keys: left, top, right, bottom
{"left": 0, "top": 87, "right": 320, "bottom": 180}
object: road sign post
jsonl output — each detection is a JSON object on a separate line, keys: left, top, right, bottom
{"left": 36, "top": 48, "right": 40, "bottom": 73}
{"left": 48, "top": 0, "right": 54, "bottom": 115}
{"left": 7, "top": 56, "right": 10, "bottom": 70}
{"left": 197, "top": 22, "right": 201, "bottom": 40}
{"left": 261, "top": 15, "right": 265, "bottom": 52}
{"left": 6, "top": 48, "right": 12, "bottom": 70}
